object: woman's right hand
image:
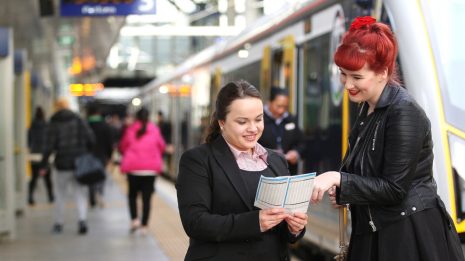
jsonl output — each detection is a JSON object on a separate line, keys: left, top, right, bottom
{"left": 311, "top": 171, "right": 341, "bottom": 204}
{"left": 259, "top": 208, "right": 289, "bottom": 232}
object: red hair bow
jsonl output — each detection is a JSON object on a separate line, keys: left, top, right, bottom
{"left": 350, "top": 16, "right": 376, "bottom": 30}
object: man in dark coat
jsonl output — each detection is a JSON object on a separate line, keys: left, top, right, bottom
{"left": 86, "top": 103, "right": 114, "bottom": 208}
{"left": 258, "top": 87, "right": 305, "bottom": 175}
{"left": 41, "top": 97, "right": 95, "bottom": 235}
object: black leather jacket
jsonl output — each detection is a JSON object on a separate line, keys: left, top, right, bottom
{"left": 336, "top": 85, "right": 441, "bottom": 235}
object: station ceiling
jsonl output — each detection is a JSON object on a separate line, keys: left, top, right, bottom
{"left": 0, "top": 0, "right": 125, "bottom": 88}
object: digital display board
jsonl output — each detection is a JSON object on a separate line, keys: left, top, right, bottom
{"left": 61, "top": 0, "right": 156, "bottom": 16}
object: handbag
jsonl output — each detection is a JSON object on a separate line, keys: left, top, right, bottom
{"left": 74, "top": 153, "right": 106, "bottom": 185}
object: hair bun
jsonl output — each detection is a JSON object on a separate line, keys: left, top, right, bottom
{"left": 349, "top": 16, "right": 376, "bottom": 31}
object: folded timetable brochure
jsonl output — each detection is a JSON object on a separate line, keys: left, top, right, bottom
{"left": 254, "top": 172, "right": 316, "bottom": 213}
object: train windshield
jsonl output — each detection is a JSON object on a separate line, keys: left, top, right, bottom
{"left": 425, "top": 1, "right": 465, "bottom": 131}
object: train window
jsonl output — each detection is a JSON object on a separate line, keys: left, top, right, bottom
{"left": 222, "top": 61, "right": 261, "bottom": 91}
{"left": 425, "top": 1, "right": 465, "bottom": 132}
{"left": 301, "top": 33, "right": 342, "bottom": 172}
{"left": 271, "top": 50, "right": 285, "bottom": 88}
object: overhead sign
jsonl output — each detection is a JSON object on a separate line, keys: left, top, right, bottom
{"left": 60, "top": 0, "right": 156, "bottom": 17}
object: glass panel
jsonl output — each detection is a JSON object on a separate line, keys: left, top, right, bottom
{"left": 425, "top": 1, "right": 465, "bottom": 131}
{"left": 301, "top": 33, "right": 342, "bottom": 172}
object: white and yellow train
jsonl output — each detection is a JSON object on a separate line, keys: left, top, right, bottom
{"left": 136, "top": 0, "right": 465, "bottom": 256}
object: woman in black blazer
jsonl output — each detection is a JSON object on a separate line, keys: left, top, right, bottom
{"left": 176, "top": 80, "right": 307, "bottom": 261}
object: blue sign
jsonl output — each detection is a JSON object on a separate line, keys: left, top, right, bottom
{"left": 60, "top": 0, "right": 156, "bottom": 17}
{"left": 0, "top": 27, "right": 11, "bottom": 58}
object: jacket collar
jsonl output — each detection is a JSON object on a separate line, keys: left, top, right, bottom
{"left": 210, "top": 136, "right": 280, "bottom": 210}
{"left": 375, "top": 84, "right": 401, "bottom": 110}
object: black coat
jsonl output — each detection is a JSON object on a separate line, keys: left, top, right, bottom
{"left": 176, "top": 136, "right": 304, "bottom": 261}
{"left": 337, "top": 85, "right": 443, "bottom": 234}
{"left": 258, "top": 112, "right": 305, "bottom": 175}
{"left": 88, "top": 115, "right": 114, "bottom": 164}
{"left": 28, "top": 119, "right": 48, "bottom": 154}
{"left": 41, "top": 109, "right": 95, "bottom": 170}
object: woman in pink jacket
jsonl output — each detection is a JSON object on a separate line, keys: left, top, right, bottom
{"left": 119, "top": 108, "right": 166, "bottom": 234}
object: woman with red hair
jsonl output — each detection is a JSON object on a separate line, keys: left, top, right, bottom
{"left": 311, "top": 17, "right": 464, "bottom": 260}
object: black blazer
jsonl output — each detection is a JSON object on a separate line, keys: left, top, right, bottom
{"left": 176, "top": 136, "right": 304, "bottom": 261}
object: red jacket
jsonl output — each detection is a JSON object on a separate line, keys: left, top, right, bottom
{"left": 119, "top": 121, "right": 166, "bottom": 173}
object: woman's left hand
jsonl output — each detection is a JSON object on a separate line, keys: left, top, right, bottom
{"left": 285, "top": 212, "right": 308, "bottom": 235}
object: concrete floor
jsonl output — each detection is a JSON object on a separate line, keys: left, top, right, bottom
{"left": 0, "top": 176, "right": 170, "bottom": 261}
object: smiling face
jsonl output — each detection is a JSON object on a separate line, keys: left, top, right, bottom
{"left": 339, "top": 63, "right": 388, "bottom": 109}
{"left": 219, "top": 97, "right": 264, "bottom": 154}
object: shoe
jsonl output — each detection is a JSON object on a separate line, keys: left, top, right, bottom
{"left": 130, "top": 219, "right": 140, "bottom": 234}
{"left": 52, "top": 223, "right": 63, "bottom": 234}
{"left": 78, "top": 221, "right": 88, "bottom": 235}
{"left": 139, "top": 226, "right": 149, "bottom": 236}
{"left": 28, "top": 198, "right": 35, "bottom": 206}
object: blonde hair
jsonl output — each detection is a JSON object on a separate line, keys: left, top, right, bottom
{"left": 55, "top": 97, "right": 70, "bottom": 111}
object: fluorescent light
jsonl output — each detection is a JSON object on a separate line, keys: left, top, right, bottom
{"left": 238, "top": 49, "right": 249, "bottom": 58}
{"left": 120, "top": 25, "right": 242, "bottom": 36}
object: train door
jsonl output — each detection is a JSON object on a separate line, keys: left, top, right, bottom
{"left": 0, "top": 27, "right": 16, "bottom": 239}
{"left": 260, "top": 46, "right": 271, "bottom": 101}
{"left": 269, "top": 35, "right": 296, "bottom": 113}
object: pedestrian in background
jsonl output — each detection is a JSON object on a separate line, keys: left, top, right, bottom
{"left": 259, "top": 87, "right": 305, "bottom": 175}
{"left": 311, "top": 16, "right": 464, "bottom": 261}
{"left": 28, "top": 106, "right": 54, "bottom": 205}
{"left": 41, "top": 97, "right": 95, "bottom": 235}
{"left": 86, "top": 102, "right": 114, "bottom": 208}
{"left": 177, "top": 80, "right": 307, "bottom": 261}
{"left": 119, "top": 108, "right": 166, "bottom": 235}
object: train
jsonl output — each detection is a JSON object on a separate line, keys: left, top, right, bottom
{"left": 134, "top": 0, "right": 465, "bottom": 258}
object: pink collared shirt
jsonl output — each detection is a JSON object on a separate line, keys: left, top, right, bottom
{"left": 224, "top": 139, "right": 269, "bottom": 171}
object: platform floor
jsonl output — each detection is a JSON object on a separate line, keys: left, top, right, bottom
{"left": 0, "top": 168, "right": 188, "bottom": 261}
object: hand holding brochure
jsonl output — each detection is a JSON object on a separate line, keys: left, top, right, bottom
{"left": 254, "top": 172, "right": 315, "bottom": 213}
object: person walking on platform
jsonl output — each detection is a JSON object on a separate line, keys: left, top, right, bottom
{"left": 40, "top": 97, "right": 95, "bottom": 235}
{"left": 119, "top": 108, "right": 165, "bottom": 235}
{"left": 311, "top": 16, "right": 465, "bottom": 261}
{"left": 177, "top": 80, "right": 308, "bottom": 261}
{"left": 258, "top": 87, "right": 305, "bottom": 175}
{"left": 86, "top": 103, "right": 113, "bottom": 208}
{"left": 27, "top": 106, "right": 54, "bottom": 205}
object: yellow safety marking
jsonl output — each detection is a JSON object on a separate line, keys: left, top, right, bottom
{"left": 416, "top": 0, "right": 463, "bottom": 232}
{"left": 446, "top": 124, "right": 465, "bottom": 140}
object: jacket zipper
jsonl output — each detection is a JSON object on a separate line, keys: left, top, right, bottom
{"left": 372, "top": 121, "right": 380, "bottom": 151}
{"left": 361, "top": 152, "right": 377, "bottom": 232}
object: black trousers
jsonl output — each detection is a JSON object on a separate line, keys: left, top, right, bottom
{"left": 127, "top": 174, "right": 156, "bottom": 226}
{"left": 29, "top": 163, "right": 54, "bottom": 203}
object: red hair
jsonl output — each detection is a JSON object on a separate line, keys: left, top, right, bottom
{"left": 334, "top": 18, "right": 399, "bottom": 84}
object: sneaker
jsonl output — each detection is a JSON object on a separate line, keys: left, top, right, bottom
{"left": 78, "top": 221, "right": 88, "bottom": 235}
{"left": 52, "top": 223, "right": 63, "bottom": 234}
{"left": 28, "top": 198, "right": 35, "bottom": 206}
{"left": 130, "top": 219, "right": 140, "bottom": 234}
{"left": 139, "top": 226, "right": 149, "bottom": 236}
